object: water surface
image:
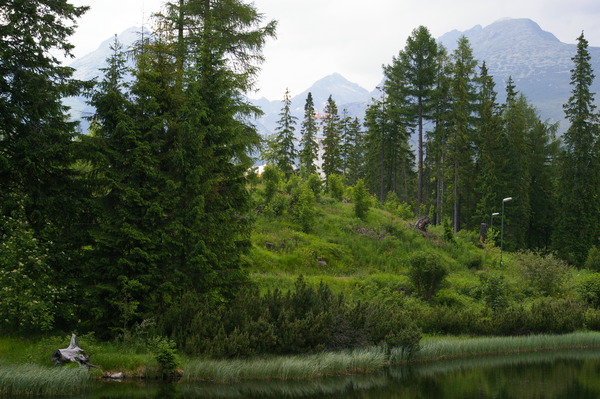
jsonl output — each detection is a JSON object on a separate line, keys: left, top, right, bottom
{"left": 66, "top": 349, "right": 600, "bottom": 398}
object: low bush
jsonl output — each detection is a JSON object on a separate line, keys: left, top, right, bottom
{"left": 157, "top": 277, "right": 421, "bottom": 358}
{"left": 408, "top": 252, "right": 449, "bottom": 301}
{"left": 577, "top": 273, "right": 600, "bottom": 308}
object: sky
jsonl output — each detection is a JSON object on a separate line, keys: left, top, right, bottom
{"left": 66, "top": 0, "right": 600, "bottom": 100}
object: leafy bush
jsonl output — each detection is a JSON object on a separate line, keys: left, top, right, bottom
{"left": 290, "top": 183, "right": 316, "bottom": 232}
{"left": 517, "top": 251, "right": 570, "bottom": 296}
{"left": 307, "top": 173, "right": 322, "bottom": 197}
{"left": 479, "top": 274, "right": 509, "bottom": 310}
{"left": 585, "top": 246, "right": 600, "bottom": 272}
{"left": 528, "top": 297, "right": 584, "bottom": 334}
{"left": 577, "top": 273, "right": 600, "bottom": 308}
{"left": 327, "top": 174, "right": 344, "bottom": 201}
{"left": 352, "top": 179, "right": 370, "bottom": 220}
{"left": 149, "top": 337, "right": 180, "bottom": 376}
{"left": 408, "top": 252, "right": 449, "bottom": 301}
{"left": 157, "top": 277, "right": 422, "bottom": 358}
{"left": 262, "top": 164, "right": 283, "bottom": 202}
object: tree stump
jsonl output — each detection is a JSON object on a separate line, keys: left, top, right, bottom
{"left": 414, "top": 215, "right": 430, "bottom": 232}
{"left": 51, "top": 334, "right": 95, "bottom": 368}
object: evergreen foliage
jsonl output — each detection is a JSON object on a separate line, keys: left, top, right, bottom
{"left": 298, "top": 92, "right": 319, "bottom": 176}
{"left": 271, "top": 88, "right": 298, "bottom": 177}
{"left": 553, "top": 32, "right": 600, "bottom": 266}
{"left": 321, "top": 95, "right": 343, "bottom": 182}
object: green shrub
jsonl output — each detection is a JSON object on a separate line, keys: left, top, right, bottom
{"left": 443, "top": 217, "right": 454, "bottom": 242}
{"left": 397, "top": 202, "right": 413, "bottom": 220}
{"left": 307, "top": 173, "right": 322, "bottom": 197}
{"left": 149, "top": 337, "right": 180, "bottom": 375}
{"left": 264, "top": 192, "right": 290, "bottom": 216}
{"left": 584, "top": 308, "right": 600, "bottom": 331}
{"left": 517, "top": 251, "right": 570, "bottom": 296}
{"left": 578, "top": 273, "right": 600, "bottom": 308}
{"left": 585, "top": 246, "right": 600, "bottom": 272}
{"left": 408, "top": 252, "right": 449, "bottom": 301}
{"left": 327, "top": 174, "right": 344, "bottom": 201}
{"left": 528, "top": 297, "right": 584, "bottom": 334}
{"left": 290, "top": 184, "right": 316, "bottom": 232}
{"left": 262, "top": 164, "right": 283, "bottom": 202}
{"left": 352, "top": 179, "right": 370, "bottom": 220}
{"left": 480, "top": 274, "right": 509, "bottom": 311}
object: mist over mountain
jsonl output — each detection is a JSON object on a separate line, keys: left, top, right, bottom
{"left": 65, "top": 18, "right": 599, "bottom": 136}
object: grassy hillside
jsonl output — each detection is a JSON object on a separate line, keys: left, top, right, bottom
{"left": 245, "top": 183, "right": 600, "bottom": 338}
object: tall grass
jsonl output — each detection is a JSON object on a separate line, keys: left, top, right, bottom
{"left": 182, "top": 347, "right": 386, "bottom": 382}
{"left": 413, "top": 332, "right": 600, "bottom": 362}
{"left": 0, "top": 364, "right": 89, "bottom": 396}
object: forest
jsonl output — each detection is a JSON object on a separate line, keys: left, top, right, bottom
{"left": 1, "top": 0, "right": 600, "bottom": 361}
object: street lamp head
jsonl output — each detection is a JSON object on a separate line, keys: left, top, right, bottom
{"left": 503, "top": 197, "right": 513, "bottom": 203}
{"left": 492, "top": 212, "right": 500, "bottom": 216}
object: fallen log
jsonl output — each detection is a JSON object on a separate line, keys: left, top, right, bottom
{"left": 51, "top": 334, "right": 96, "bottom": 368}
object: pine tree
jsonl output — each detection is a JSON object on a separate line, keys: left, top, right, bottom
{"left": 553, "top": 32, "right": 600, "bottom": 265}
{"left": 344, "top": 117, "right": 365, "bottom": 186}
{"left": 273, "top": 88, "right": 298, "bottom": 177}
{"left": 386, "top": 26, "right": 438, "bottom": 208}
{"left": 428, "top": 45, "right": 453, "bottom": 225}
{"left": 321, "top": 95, "right": 343, "bottom": 182}
{"left": 0, "top": 0, "right": 90, "bottom": 328}
{"left": 298, "top": 92, "right": 319, "bottom": 176}
{"left": 473, "top": 62, "right": 504, "bottom": 230}
{"left": 447, "top": 36, "right": 478, "bottom": 232}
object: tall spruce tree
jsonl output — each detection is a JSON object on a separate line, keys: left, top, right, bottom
{"left": 0, "top": 0, "right": 90, "bottom": 331}
{"left": 164, "top": 0, "right": 276, "bottom": 297}
{"left": 473, "top": 62, "right": 504, "bottom": 229}
{"left": 428, "top": 45, "right": 454, "bottom": 224}
{"left": 299, "top": 92, "right": 319, "bottom": 176}
{"left": 447, "top": 36, "right": 478, "bottom": 232}
{"left": 272, "top": 88, "right": 298, "bottom": 177}
{"left": 385, "top": 26, "right": 438, "bottom": 208}
{"left": 553, "top": 32, "right": 600, "bottom": 265}
{"left": 321, "top": 95, "right": 343, "bottom": 182}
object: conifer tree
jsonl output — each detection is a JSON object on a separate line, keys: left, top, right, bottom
{"left": 0, "top": 0, "right": 90, "bottom": 321}
{"left": 447, "top": 36, "right": 478, "bottom": 232}
{"left": 553, "top": 32, "right": 600, "bottom": 265}
{"left": 273, "top": 88, "right": 298, "bottom": 177}
{"left": 386, "top": 26, "right": 438, "bottom": 208}
{"left": 344, "top": 117, "right": 365, "bottom": 186}
{"left": 473, "top": 62, "right": 504, "bottom": 229}
{"left": 428, "top": 45, "right": 453, "bottom": 224}
{"left": 298, "top": 92, "right": 319, "bottom": 176}
{"left": 321, "top": 95, "right": 343, "bottom": 182}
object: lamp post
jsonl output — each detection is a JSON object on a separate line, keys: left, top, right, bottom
{"left": 490, "top": 212, "right": 500, "bottom": 230}
{"left": 500, "top": 197, "right": 513, "bottom": 266}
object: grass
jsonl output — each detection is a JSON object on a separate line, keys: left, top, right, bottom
{"left": 182, "top": 347, "right": 387, "bottom": 382}
{"left": 0, "top": 363, "right": 89, "bottom": 396}
{"left": 413, "top": 332, "right": 600, "bottom": 362}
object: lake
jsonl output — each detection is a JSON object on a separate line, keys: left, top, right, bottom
{"left": 63, "top": 349, "right": 600, "bottom": 398}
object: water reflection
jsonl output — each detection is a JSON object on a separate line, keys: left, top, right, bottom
{"left": 68, "top": 349, "right": 600, "bottom": 398}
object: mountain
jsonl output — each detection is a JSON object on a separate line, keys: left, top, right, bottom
{"left": 250, "top": 73, "right": 373, "bottom": 137}
{"left": 439, "top": 18, "right": 600, "bottom": 128}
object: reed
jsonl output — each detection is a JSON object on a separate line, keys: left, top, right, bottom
{"left": 414, "top": 332, "right": 600, "bottom": 361}
{"left": 0, "top": 363, "right": 89, "bottom": 396}
{"left": 182, "top": 347, "right": 386, "bottom": 382}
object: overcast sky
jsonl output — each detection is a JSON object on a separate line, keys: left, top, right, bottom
{"left": 67, "top": 0, "right": 600, "bottom": 100}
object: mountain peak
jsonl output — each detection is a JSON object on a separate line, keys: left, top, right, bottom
{"left": 438, "top": 18, "right": 560, "bottom": 52}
